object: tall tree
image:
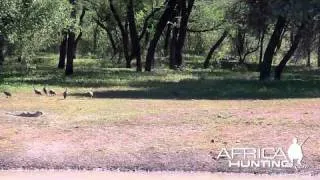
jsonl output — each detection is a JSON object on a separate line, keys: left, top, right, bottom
{"left": 0, "top": 34, "right": 4, "bottom": 66}
{"left": 127, "top": 0, "right": 142, "bottom": 72}
{"left": 58, "top": 34, "right": 68, "bottom": 69}
{"left": 66, "top": 29, "right": 76, "bottom": 75}
{"left": 318, "top": 33, "right": 320, "bottom": 67}
{"left": 60, "top": 1, "right": 86, "bottom": 75}
{"left": 259, "top": 16, "right": 286, "bottom": 80}
{"left": 146, "top": 0, "right": 177, "bottom": 71}
{"left": 274, "top": 24, "right": 305, "bottom": 80}
{"left": 109, "top": 0, "right": 131, "bottom": 68}
{"left": 65, "top": 0, "right": 77, "bottom": 76}
{"left": 174, "top": 0, "right": 195, "bottom": 67}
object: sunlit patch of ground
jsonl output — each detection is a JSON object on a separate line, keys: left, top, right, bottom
{"left": 0, "top": 171, "right": 319, "bottom": 180}
{"left": 0, "top": 93, "right": 319, "bottom": 174}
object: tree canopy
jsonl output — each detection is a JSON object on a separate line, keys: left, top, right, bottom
{"left": 1, "top": 0, "right": 320, "bottom": 80}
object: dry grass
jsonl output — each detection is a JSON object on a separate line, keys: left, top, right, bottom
{"left": 0, "top": 94, "right": 319, "bottom": 173}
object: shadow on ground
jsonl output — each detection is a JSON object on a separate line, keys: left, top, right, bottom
{"left": 70, "top": 78, "right": 320, "bottom": 100}
{"left": 2, "top": 59, "right": 320, "bottom": 100}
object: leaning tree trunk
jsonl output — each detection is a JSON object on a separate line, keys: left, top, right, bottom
{"left": 204, "top": 30, "right": 228, "bottom": 69}
{"left": 110, "top": 0, "right": 131, "bottom": 68}
{"left": 127, "top": 0, "right": 142, "bottom": 72}
{"left": 175, "top": 0, "right": 195, "bottom": 67}
{"left": 95, "top": 20, "right": 118, "bottom": 58}
{"left": 259, "top": 16, "right": 286, "bottom": 81}
{"left": 274, "top": 24, "right": 304, "bottom": 80}
{"left": 145, "top": 0, "right": 177, "bottom": 71}
{"left": 138, "top": 8, "right": 162, "bottom": 57}
{"left": 66, "top": 30, "right": 75, "bottom": 76}
{"left": 58, "top": 34, "right": 68, "bottom": 69}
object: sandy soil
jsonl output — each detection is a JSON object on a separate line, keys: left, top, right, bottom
{"left": 0, "top": 171, "right": 319, "bottom": 180}
{"left": 0, "top": 95, "right": 319, "bottom": 174}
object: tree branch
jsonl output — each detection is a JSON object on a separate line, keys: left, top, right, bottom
{"left": 186, "top": 21, "right": 225, "bottom": 33}
{"left": 138, "top": 7, "right": 162, "bottom": 41}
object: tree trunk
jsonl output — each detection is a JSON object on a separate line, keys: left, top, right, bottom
{"left": 145, "top": 0, "right": 177, "bottom": 71}
{"left": 65, "top": 0, "right": 76, "bottom": 75}
{"left": 318, "top": 33, "right": 320, "bottom": 68}
{"left": 204, "top": 31, "right": 228, "bottom": 68}
{"left": 236, "top": 29, "right": 245, "bottom": 64}
{"left": 168, "top": 1, "right": 181, "bottom": 69}
{"left": 144, "top": 30, "right": 150, "bottom": 49}
{"left": 260, "top": 16, "right": 286, "bottom": 81}
{"left": 0, "top": 34, "right": 5, "bottom": 66}
{"left": 93, "top": 25, "right": 98, "bottom": 54}
{"left": 164, "top": 25, "right": 172, "bottom": 56}
{"left": 58, "top": 34, "right": 68, "bottom": 69}
{"left": 259, "top": 29, "right": 266, "bottom": 69}
{"left": 118, "top": 47, "right": 123, "bottom": 63}
{"left": 127, "top": 0, "right": 142, "bottom": 72}
{"left": 175, "top": 0, "right": 195, "bottom": 67}
{"left": 169, "top": 26, "right": 178, "bottom": 69}
{"left": 73, "top": 32, "right": 82, "bottom": 59}
{"left": 274, "top": 24, "right": 304, "bottom": 80}
{"left": 65, "top": 31, "right": 75, "bottom": 76}
{"left": 109, "top": 0, "right": 131, "bottom": 68}
{"left": 106, "top": 29, "right": 118, "bottom": 58}
{"left": 73, "top": 7, "right": 86, "bottom": 59}
{"left": 95, "top": 20, "right": 118, "bottom": 57}
{"left": 138, "top": 7, "right": 161, "bottom": 42}
{"left": 306, "top": 46, "right": 311, "bottom": 67}
{"left": 274, "top": 28, "right": 286, "bottom": 55}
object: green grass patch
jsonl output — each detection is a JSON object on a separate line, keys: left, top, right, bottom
{"left": 1, "top": 54, "right": 320, "bottom": 99}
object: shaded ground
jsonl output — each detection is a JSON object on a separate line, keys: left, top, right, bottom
{"left": 1, "top": 56, "right": 320, "bottom": 100}
{"left": 0, "top": 95, "right": 319, "bottom": 174}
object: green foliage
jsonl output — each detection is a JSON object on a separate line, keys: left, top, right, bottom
{"left": 190, "top": 0, "right": 233, "bottom": 29}
{"left": 2, "top": 0, "right": 320, "bottom": 80}
{"left": 0, "top": 0, "right": 72, "bottom": 64}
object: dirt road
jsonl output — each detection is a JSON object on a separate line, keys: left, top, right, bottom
{"left": 0, "top": 97, "right": 319, "bottom": 174}
{"left": 0, "top": 171, "right": 319, "bottom": 180}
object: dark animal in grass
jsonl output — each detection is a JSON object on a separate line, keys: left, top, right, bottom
{"left": 63, "top": 88, "right": 68, "bottom": 99}
{"left": 49, "top": 89, "right": 56, "bottom": 96}
{"left": 3, "top": 91, "right": 12, "bottom": 98}
{"left": 43, "top": 86, "right": 48, "bottom": 95}
{"left": 33, "top": 86, "right": 42, "bottom": 95}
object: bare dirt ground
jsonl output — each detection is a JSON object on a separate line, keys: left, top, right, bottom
{"left": 0, "top": 171, "right": 319, "bottom": 180}
{"left": 0, "top": 94, "right": 319, "bottom": 175}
